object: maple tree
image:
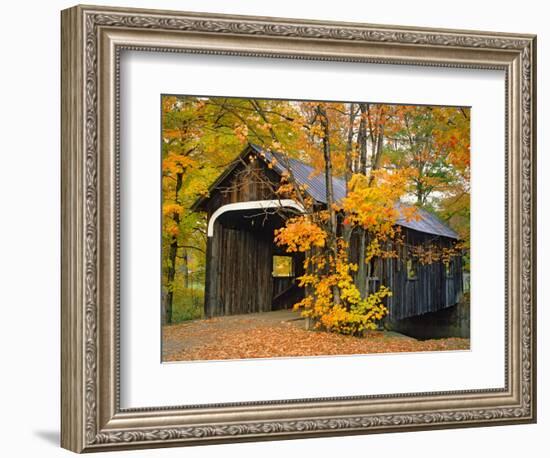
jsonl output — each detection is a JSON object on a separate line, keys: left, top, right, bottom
{"left": 272, "top": 103, "right": 414, "bottom": 334}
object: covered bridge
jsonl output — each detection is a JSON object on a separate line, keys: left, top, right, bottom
{"left": 192, "top": 144, "right": 463, "bottom": 325}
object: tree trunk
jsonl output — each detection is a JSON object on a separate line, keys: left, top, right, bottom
{"left": 182, "top": 250, "right": 189, "bottom": 288}
{"left": 368, "top": 123, "right": 385, "bottom": 186}
{"left": 358, "top": 103, "right": 368, "bottom": 174}
{"left": 351, "top": 104, "right": 370, "bottom": 299}
{"left": 164, "top": 171, "right": 183, "bottom": 325}
{"left": 356, "top": 229, "right": 368, "bottom": 298}
{"left": 344, "top": 103, "right": 356, "bottom": 191}
{"left": 165, "top": 239, "right": 178, "bottom": 325}
{"left": 343, "top": 103, "right": 356, "bottom": 248}
{"left": 317, "top": 104, "right": 341, "bottom": 305}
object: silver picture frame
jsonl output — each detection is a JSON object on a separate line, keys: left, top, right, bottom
{"left": 61, "top": 4, "right": 536, "bottom": 452}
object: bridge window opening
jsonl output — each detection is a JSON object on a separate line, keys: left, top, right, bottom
{"left": 272, "top": 256, "right": 294, "bottom": 278}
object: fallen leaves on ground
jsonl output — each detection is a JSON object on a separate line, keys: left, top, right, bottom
{"left": 162, "top": 314, "right": 469, "bottom": 362}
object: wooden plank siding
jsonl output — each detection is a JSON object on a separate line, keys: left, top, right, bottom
{"left": 203, "top": 156, "right": 280, "bottom": 218}
{"left": 384, "top": 229, "right": 462, "bottom": 321}
{"left": 346, "top": 227, "right": 463, "bottom": 321}
{"left": 205, "top": 221, "right": 274, "bottom": 317}
{"left": 386, "top": 252, "right": 463, "bottom": 321}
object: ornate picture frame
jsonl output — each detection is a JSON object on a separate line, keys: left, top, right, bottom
{"left": 61, "top": 4, "right": 536, "bottom": 452}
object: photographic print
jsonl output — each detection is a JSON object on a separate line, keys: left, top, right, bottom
{"left": 61, "top": 7, "right": 536, "bottom": 450}
{"left": 161, "top": 95, "right": 471, "bottom": 362}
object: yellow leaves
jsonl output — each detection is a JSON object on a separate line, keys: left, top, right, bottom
{"left": 297, "top": 274, "right": 316, "bottom": 288}
{"left": 309, "top": 124, "right": 325, "bottom": 139}
{"left": 317, "top": 210, "right": 330, "bottom": 223}
{"left": 162, "top": 204, "right": 186, "bottom": 237}
{"left": 431, "top": 106, "right": 471, "bottom": 178}
{"left": 411, "top": 243, "right": 463, "bottom": 266}
{"left": 233, "top": 124, "right": 249, "bottom": 144}
{"left": 275, "top": 183, "right": 294, "bottom": 196}
{"left": 271, "top": 141, "right": 283, "bottom": 151}
{"left": 365, "top": 239, "right": 381, "bottom": 264}
{"left": 400, "top": 205, "right": 420, "bottom": 222}
{"left": 162, "top": 152, "right": 197, "bottom": 174}
{"left": 161, "top": 96, "right": 177, "bottom": 115}
{"left": 293, "top": 296, "right": 313, "bottom": 314}
{"left": 276, "top": 179, "right": 399, "bottom": 335}
{"left": 163, "top": 218, "right": 180, "bottom": 237}
{"left": 342, "top": 172, "right": 402, "bottom": 235}
{"left": 163, "top": 128, "right": 183, "bottom": 140}
{"left": 274, "top": 217, "right": 326, "bottom": 252}
{"left": 324, "top": 285, "right": 392, "bottom": 335}
{"left": 289, "top": 241, "right": 391, "bottom": 336}
{"left": 162, "top": 203, "right": 185, "bottom": 218}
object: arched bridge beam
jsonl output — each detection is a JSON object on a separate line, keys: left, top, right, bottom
{"left": 207, "top": 199, "right": 305, "bottom": 237}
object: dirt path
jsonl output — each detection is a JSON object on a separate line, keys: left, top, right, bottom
{"left": 162, "top": 310, "right": 469, "bottom": 362}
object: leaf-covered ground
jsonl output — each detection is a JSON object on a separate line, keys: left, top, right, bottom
{"left": 162, "top": 310, "right": 469, "bottom": 362}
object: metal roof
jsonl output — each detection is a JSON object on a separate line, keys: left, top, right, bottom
{"left": 394, "top": 205, "right": 458, "bottom": 240}
{"left": 251, "top": 144, "right": 458, "bottom": 240}
{"left": 256, "top": 147, "right": 347, "bottom": 203}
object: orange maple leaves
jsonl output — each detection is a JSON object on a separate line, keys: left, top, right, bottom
{"left": 274, "top": 217, "right": 326, "bottom": 252}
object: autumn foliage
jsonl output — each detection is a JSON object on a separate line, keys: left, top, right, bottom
{"left": 162, "top": 96, "right": 470, "bottom": 333}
